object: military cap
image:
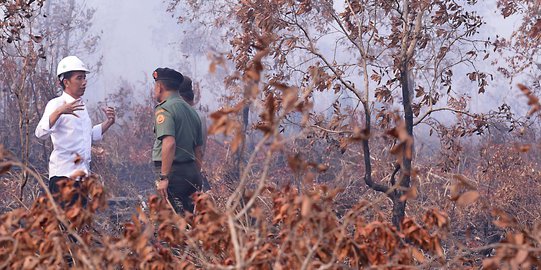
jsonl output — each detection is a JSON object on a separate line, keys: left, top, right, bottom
{"left": 153, "top": 67, "right": 184, "bottom": 84}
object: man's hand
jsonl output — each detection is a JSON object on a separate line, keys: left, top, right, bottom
{"left": 49, "top": 99, "right": 84, "bottom": 127}
{"left": 100, "top": 106, "right": 116, "bottom": 134}
{"left": 102, "top": 106, "right": 116, "bottom": 124}
{"left": 156, "top": 179, "right": 169, "bottom": 199}
{"left": 57, "top": 99, "right": 84, "bottom": 117}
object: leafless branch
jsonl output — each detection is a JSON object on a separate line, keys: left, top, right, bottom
{"left": 414, "top": 107, "right": 478, "bottom": 126}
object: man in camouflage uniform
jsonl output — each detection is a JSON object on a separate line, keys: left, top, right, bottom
{"left": 152, "top": 67, "right": 203, "bottom": 214}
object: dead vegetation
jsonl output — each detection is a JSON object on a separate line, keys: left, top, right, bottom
{"left": 1, "top": 0, "right": 541, "bottom": 269}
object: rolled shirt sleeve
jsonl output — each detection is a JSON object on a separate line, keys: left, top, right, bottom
{"left": 35, "top": 101, "right": 58, "bottom": 139}
{"left": 92, "top": 123, "right": 103, "bottom": 141}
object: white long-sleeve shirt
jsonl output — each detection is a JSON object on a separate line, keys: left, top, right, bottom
{"left": 35, "top": 91, "right": 102, "bottom": 178}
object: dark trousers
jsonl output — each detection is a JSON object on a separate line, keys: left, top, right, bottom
{"left": 49, "top": 176, "right": 87, "bottom": 208}
{"left": 155, "top": 161, "right": 202, "bottom": 214}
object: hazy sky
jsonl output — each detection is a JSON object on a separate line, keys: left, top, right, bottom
{"left": 84, "top": 0, "right": 188, "bottom": 104}
{"left": 78, "top": 0, "right": 530, "bottom": 118}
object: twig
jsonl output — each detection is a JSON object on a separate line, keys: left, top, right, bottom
{"left": 414, "top": 107, "right": 477, "bottom": 126}
{"left": 166, "top": 198, "right": 176, "bottom": 214}
{"left": 11, "top": 193, "right": 29, "bottom": 210}
{"left": 226, "top": 134, "right": 269, "bottom": 210}
{"left": 227, "top": 214, "right": 243, "bottom": 268}
{"left": 310, "top": 124, "right": 352, "bottom": 134}
{"left": 0, "top": 237, "right": 17, "bottom": 269}
{"left": 301, "top": 238, "right": 321, "bottom": 270}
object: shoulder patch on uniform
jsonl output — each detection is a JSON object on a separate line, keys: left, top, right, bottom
{"left": 155, "top": 109, "right": 165, "bottom": 115}
{"left": 156, "top": 114, "right": 165, "bottom": 124}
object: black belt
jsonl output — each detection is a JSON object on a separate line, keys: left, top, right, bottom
{"left": 154, "top": 160, "right": 194, "bottom": 167}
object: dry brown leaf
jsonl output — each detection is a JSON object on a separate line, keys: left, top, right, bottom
{"left": 456, "top": 191, "right": 480, "bottom": 206}
{"left": 316, "top": 163, "right": 328, "bottom": 172}
{"left": 66, "top": 206, "right": 81, "bottom": 219}
{"left": 301, "top": 197, "right": 312, "bottom": 217}
{"left": 512, "top": 248, "right": 529, "bottom": 266}
{"left": 411, "top": 248, "right": 426, "bottom": 263}
{"left": 230, "top": 132, "right": 244, "bottom": 153}
{"left": 209, "top": 62, "right": 217, "bottom": 73}
{"left": 287, "top": 154, "right": 305, "bottom": 173}
{"left": 434, "top": 239, "right": 444, "bottom": 257}
{"left": 513, "top": 233, "right": 524, "bottom": 245}
{"left": 281, "top": 87, "right": 298, "bottom": 112}
{"left": 493, "top": 219, "right": 512, "bottom": 229}
{"left": 529, "top": 19, "right": 541, "bottom": 39}
{"left": 482, "top": 257, "right": 500, "bottom": 270}
{"left": 303, "top": 172, "right": 315, "bottom": 185}
{"left": 0, "top": 162, "right": 12, "bottom": 175}
{"left": 452, "top": 174, "right": 476, "bottom": 189}
{"left": 73, "top": 153, "right": 83, "bottom": 165}
{"left": 246, "top": 69, "right": 260, "bottom": 81}
{"left": 517, "top": 83, "right": 541, "bottom": 115}
{"left": 400, "top": 186, "right": 418, "bottom": 201}
{"left": 449, "top": 183, "right": 460, "bottom": 200}
{"left": 517, "top": 144, "right": 531, "bottom": 152}
{"left": 432, "top": 210, "right": 449, "bottom": 228}
{"left": 22, "top": 256, "right": 39, "bottom": 270}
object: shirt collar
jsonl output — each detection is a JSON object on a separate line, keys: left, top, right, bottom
{"left": 61, "top": 91, "right": 81, "bottom": 103}
{"left": 155, "top": 92, "right": 181, "bottom": 107}
{"left": 166, "top": 92, "right": 181, "bottom": 101}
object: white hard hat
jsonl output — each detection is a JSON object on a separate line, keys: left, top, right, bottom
{"left": 56, "top": 56, "right": 89, "bottom": 77}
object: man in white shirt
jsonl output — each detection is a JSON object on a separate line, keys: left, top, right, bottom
{"left": 35, "top": 56, "right": 115, "bottom": 203}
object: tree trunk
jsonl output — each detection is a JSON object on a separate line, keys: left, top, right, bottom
{"left": 235, "top": 104, "right": 250, "bottom": 177}
{"left": 392, "top": 61, "right": 415, "bottom": 227}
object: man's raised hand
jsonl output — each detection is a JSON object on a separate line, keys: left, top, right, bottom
{"left": 59, "top": 99, "right": 84, "bottom": 117}
{"left": 102, "top": 106, "right": 116, "bottom": 124}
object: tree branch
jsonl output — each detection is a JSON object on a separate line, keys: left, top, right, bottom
{"left": 406, "top": 10, "right": 423, "bottom": 60}
{"left": 414, "top": 107, "right": 478, "bottom": 126}
{"left": 362, "top": 139, "right": 390, "bottom": 194}
{"left": 294, "top": 22, "right": 365, "bottom": 102}
{"left": 310, "top": 124, "right": 353, "bottom": 134}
